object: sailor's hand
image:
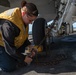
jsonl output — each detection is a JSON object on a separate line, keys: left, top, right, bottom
{"left": 24, "top": 56, "right": 32, "bottom": 65}
{"left": 28, "top": 45, "right": 38, "bottom": 52}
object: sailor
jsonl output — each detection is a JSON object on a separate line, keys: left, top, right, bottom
{"left": 0, "top": 0, "right": 38, "bottom": 72}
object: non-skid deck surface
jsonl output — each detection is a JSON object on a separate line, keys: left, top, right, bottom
{"left": 1, "top": 34, "right": 76, "bottom": 75}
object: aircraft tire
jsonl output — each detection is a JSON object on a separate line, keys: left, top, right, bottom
{"left": 32, "top": 18, "right": 47, "bottom": 51}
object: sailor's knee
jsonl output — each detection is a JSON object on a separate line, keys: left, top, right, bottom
{"left": 1, "top": 65, "right": 16, "bottom": 72}
{"left": 1, "top": 63, "right": 16, "bottom": 72}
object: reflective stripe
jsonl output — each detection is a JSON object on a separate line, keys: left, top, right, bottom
{"left": 6, "top": 8, "right": 15, "bottom": 16}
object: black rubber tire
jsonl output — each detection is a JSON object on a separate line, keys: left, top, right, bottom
{"left": 32, "top": 18, "right": 47, "bottom": 51}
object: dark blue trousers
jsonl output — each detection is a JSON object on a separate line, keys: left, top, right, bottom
{"left": 0, "top": 44, "right": 26, "bottom": 72}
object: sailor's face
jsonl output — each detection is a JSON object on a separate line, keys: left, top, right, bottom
{"left": 22, "top": 13, "right": 37, "bottom": 25}
{"left": 21, "top": 6, "right": 37, "bottom": 25}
